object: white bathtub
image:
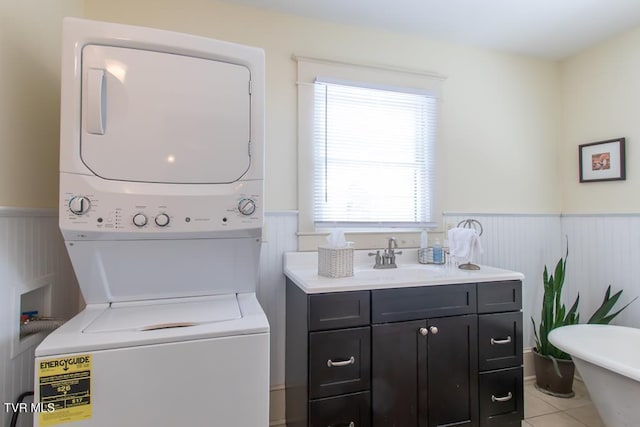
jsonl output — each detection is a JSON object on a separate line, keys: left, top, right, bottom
{"left": 549, "top": 324, "right": 640, "bottom": 427}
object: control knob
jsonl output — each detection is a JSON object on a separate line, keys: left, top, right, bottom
{"left": 238, "top": 198, "right": 256, "bottom": 216}
{"left": 69, "top": 196, "right": 91, "bottom": 215}
{"left": 155, "top": 213, "right": 170, "bottom": 227}
{"left": 133, "top": 213, "right": 148, "bottom": 227}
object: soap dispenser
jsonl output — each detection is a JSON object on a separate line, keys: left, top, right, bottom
{"left": 433, "top": 239, "right": 443, "bottom": 264}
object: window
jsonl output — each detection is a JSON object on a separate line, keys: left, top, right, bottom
{"left": 296, "top": 56, "right": 444, "bottom": 233}
{"left": 313, "top": 80, "right": 436, "bottom": 227}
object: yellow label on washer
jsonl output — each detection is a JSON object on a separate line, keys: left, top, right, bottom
{"left": 38, "top": 354, "right": 92, "bottom": 426}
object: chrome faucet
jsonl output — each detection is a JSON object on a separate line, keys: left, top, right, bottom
{"left": 369, "top": 237, "right": 403, "bottom": 269}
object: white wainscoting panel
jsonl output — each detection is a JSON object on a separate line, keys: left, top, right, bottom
{"left": 561, "top": 215, "right": 640, "bottom": 329}
{"left": 258, "top": 212, "right": 298, "bottom": 387}
{"left": 0, "top": 208, "right": 79, "bottom": 427}
{"left": 259, "top": 211, "right": 298, "bottom": 426}
{"left": 444, "top": 213, "right": 563, "bottom": 348}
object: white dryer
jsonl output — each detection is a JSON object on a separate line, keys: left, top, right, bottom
{"left": 34, "top": 18, "right": 269, "bottom": 426}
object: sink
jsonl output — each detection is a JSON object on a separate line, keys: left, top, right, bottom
{"left": 353, "top": 265, "right": 445, "bottom": 283}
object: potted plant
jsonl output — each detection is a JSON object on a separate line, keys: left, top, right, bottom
{"left": 531, "top": 249, "right": 636, "bottom": 397}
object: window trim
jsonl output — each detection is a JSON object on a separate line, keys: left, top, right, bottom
{"left": 295, "top": 55, "right": 445, "bottom": 237}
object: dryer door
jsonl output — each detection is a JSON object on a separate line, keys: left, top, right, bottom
{"left": 80, "top": 44, "right": 251, "bottom": 184}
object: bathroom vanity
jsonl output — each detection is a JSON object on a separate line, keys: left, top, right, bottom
{"left": 285, "top": 250, "right": 524, "bottom": 427}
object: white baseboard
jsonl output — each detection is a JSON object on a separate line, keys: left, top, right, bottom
{"left": 523, "top": 346, "right": 535, "bottom": 380}
{"left": 270, "top": 385, "right": 286, "bottom": 426}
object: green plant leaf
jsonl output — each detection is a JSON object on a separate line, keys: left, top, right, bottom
{"left": 587, "top": 286, "right": 621, "bottom": 324}
{"left": 564, "top": 295, "right": 580, "bottom": 325}
{"left": 531, "top": 318, "right": 542, "bottom": 351}
{"left": 549, "top": 354, "right": 563, "bottom": 378}
{"left": 587, "top": 285, "right": 638, "bottom": 324}
{"left": 553, "top": 259, "right": 564, "bottom": 312}
{"left": 534, "top": 241, "right": 578, "bottom": 358}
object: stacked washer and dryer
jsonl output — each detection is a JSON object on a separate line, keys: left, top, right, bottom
{"left": 34, "top": 18, "right": 269, "bottom": 426}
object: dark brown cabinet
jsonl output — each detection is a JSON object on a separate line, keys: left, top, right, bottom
{"left": 372, "top": 315, "right": 478, "bottom": 427}
{"left": 477, "top": 281, "right": 524, "bottom": 427}
{"left": 285, "top": 277, "right": 523, "bottom": 427}
{"left": 286, "top": 284, "right": 372, "bottom": 427}
{"left": 370, "top": 284, "right": 479, "bottom": 427}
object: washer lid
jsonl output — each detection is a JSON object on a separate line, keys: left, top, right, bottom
{"left": 84, "top": 294, "right": 241, "bottom": 333}
{"left": 80, "top": 44, "right": 252, "bottom": 184}
{"left": 35, "top": 293, "right": 269, "bottom": 357}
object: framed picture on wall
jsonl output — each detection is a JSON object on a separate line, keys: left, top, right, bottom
{"left": 579, "top": 137, "right": 626, "bottom": 182}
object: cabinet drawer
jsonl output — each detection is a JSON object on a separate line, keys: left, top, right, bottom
{"left": 479, "top": 312, "right": 523, "bottom": 371}
{"left": 309, "top": 391, "right": 371, "bottom": 427}
{"left": 479, "top": 367, "right": 523, "bottom": 427}
{"left": 371, "top": 283, "right": 476, "bottom": 323}
{"left": 309, "top": 327, "right": 371, "bottom": 399}
{"left": 309, "top": 291, "right": 370, "bottom": 331}
{"left": 477, "top": 281, "right": 522, "bottom": 313}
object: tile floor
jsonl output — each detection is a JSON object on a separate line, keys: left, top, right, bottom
{"left": 523, "top": 378, "right": 603, "bottom": 427}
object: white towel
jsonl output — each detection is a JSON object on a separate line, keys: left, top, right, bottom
{"left": 447, "top": 227, "right": 483, "bottom": 264}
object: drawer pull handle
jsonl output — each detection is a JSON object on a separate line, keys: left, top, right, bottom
{"left": 490, "top": 336, "right": 512, "bottom": 345}
{"left": 327, "top": 356, "right": 355, "bottom": 367}
{"left": 328, "top": 423, "right": 355, "bottom": 427}
{"left": 419, "top": 327, "right": 428, "bottom": 336}
{"left": 491, "top": 392, "right": 513, "bottom": 403}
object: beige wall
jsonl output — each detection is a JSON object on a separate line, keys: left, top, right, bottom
{"left": 559, "top": 27, "right": 640, "bottom": 213}
{"left": 84, "top": 0, "right": 562, "bottom": 216}
{"left": 0, "top": 0, "right": 84, "bottom": 208}
{"left": 4, "top": 1, "right": 640, "bottom": 216}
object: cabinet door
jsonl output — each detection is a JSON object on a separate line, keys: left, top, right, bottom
{"left": 309, "top": 291, "right": 370, "bottom": 331}
{"left": 372, "top": 320, "right": 426, "bottom": 427}
{"left": 427, "top": 314, "right": 478, "bottom": 427}
{"left": 478, "top": 312, "right": 523, "bottom": 371}
{"left": 479, "top": 367, "right": 523, "bottom": 427}
{"left": 309, "top": 327, "right": 371, "bottom": 399}
{"left": 309, "top": 391, "right": 371, "bottom": 427}
{"left": 372, "top": 316, "right": 478, "bottom": 427}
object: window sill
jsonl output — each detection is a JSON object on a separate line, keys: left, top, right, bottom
{"left": 297, "top": 228, "right": 447, "bottom": 251}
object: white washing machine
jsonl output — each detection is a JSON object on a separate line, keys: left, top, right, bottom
{"left": 34, "top": 18, "right": 269, "bottom": 426}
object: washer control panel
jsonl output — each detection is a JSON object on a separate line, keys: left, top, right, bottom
{"left": 60, "top": 174, "right": 262, "bottom": 238}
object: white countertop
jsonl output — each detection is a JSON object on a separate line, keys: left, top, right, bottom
{"left": 284, "top": 249, "right": 524, "bottom": 294}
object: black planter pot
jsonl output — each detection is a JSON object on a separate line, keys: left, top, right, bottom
{"left": 532, "top": 348, "right": 575, "bottom": 398}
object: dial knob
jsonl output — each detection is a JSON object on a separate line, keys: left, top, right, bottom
{"left": 238, "top": 198, "right": 256, "bottom": 216}
{"left": 133, "top": 213, "right": 148, "bottom": 227}
{"left": 155, "top": 213, "right": 170, "bottom": 227}
{"left": 69, "top": 196, "right": 91, "bottom": 215}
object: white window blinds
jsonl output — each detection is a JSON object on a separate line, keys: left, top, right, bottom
{"left": 313, "top": 80, "right": 437, "bottom": 227}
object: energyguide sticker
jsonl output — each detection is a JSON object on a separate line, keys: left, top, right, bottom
{"left": 38, "top": 354, "right": 92, "bottom": 426}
